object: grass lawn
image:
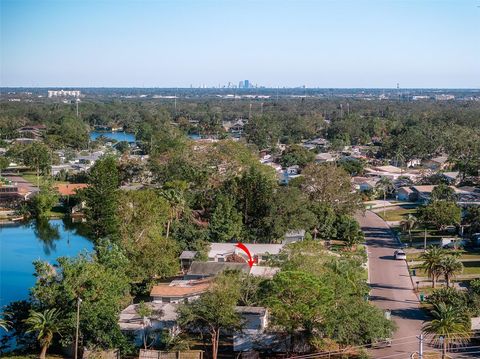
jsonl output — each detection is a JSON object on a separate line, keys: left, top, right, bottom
{"left": 411, "top": 259, "right": 480, "bottom": 277}
{"left": 377, "top": 207, "right": 418, "bottom": 222}
{"left": 21, "top": 172, "right": 70, "bottom": 187}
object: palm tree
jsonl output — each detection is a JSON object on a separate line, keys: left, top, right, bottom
{"left": 24, "top": 308, "right": 62, "bottom": 359}
{"left": 422, "top": 303, "right": 471, "bottom": 358}
{"left": 376, "top": 177, "right": 395, "bottom": 218}
{"left": 160, "top": 188, "right": 186, "bottom": 238}
{"left": 440, "top": 256, "right": 463, "bottom": 288}
{"left": 401, "top": 214, "right": 417, "bottom": 244}
{"left": 420, "top": 246, "right": 445, "bottom": 288}
{"left": 0, "top": 311, "right": 11, "bottom": 331}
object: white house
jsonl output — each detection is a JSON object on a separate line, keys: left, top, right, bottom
{"left": 207, "top": 243, "right": 284, "bottom": 265}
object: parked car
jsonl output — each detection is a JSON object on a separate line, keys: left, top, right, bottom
{"left": 394, "top": 250, "right": 406, "bottom": 260}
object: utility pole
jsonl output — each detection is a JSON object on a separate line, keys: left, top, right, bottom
{"left": 174, "top": 88, "right": 178, "bottom": 117}
{"left": 75, "top": 297, "right": 82, "bottom": 359}
{"left": 417, "top": 334, "right": 424, "bottom": 359}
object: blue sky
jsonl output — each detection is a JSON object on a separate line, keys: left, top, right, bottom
{"left": 1, "top": 0, "right": 479, "bottom": 88}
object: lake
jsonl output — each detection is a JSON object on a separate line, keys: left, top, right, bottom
{"left": 90, "top": 131, "right": 135, "bottom": 142}
{"left": 0, "top": 219, "right": 93, "bottom": 309}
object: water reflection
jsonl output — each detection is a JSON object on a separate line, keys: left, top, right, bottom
{"left": 32, "top": 218, "right": 61, "bottom": 255}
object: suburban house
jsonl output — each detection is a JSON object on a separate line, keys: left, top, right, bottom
{"left": 184, "top": 262, "right": 250, "bottom": 280}
{"left": 365, "top": 165, "right": 419, "bottom": 181}
{"left": 283, "top": 229, "right": 306, "bottom": 244}
{"left": 441, "top": 171, "right": 460, "bottom": 185}
{"left": 396, "top": 187, "right": 415, "bottom": 201}
{"left": 315, "top": 152, "right": 337, "bottom": 163}
{"left": 55, "top": 183, "right": 88, "bottom": 197}
{"left": 233, "top": 307, "right": 270, "bottom": 352}
{"left": 118, "top": 302, "right": 179, "bottom": 346}
{"left": 352, "top": 176, "right": 379, "bottom": 192}
{"left": 150, "top": 279, "right": 211, "bottom": 303}
{"left": 423, "top": 155, "right": 451, "bottom": 170}
{"left": 179, "top": 251, "right": 197, "bottom": 273}
{"left": 207, "top": 243, "right": 284, "bottom": 265}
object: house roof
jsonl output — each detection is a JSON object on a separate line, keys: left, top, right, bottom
{"left": 398, "top": 186, "right": 414, "bottom": 194}
{"left": 179, "top": 251, "right": 197, "bottom": 260}
{"left": 285, "top": 229, "right": 305, "bottom": 238}
{"left": 235, "top": 306, "right": 267, "bottom": 315}
{"left": 150, "top": 279, "right": 211, "bottom": 298}
{"left": 208, "top": 243, "right": 284, "bottom": 259}
{"left": 55, "top": 183, "right": 88, "bottom": 196}
{"left": 442, "top": 171, "right": 459, "bottom": 179}
{"left": 411, "top": 185, "right": 436, "bottom": 194}
{"left": 118, "top": 302, "right": 178, "bottom": 330}
{"left": 187, "top": 261, "right": 250, "bottom": 276}
{"left": 249, "top": 266, "right": 280, "bottom": 279}
{"left": 429, "top": 156, "right": 449, "bottom": 164}
{"left": 373, "top": 165, "right": 403, "bottom": 174}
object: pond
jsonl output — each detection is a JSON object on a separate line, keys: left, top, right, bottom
{"left": 0, "top": 219, "right": 93, "bottom": 310}
{"left": 89, "top": 131, "right": 135, "bottom": 142}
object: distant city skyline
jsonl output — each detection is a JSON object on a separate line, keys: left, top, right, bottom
{"left": 1, "top": 0, "right": 479, "bottom": 88}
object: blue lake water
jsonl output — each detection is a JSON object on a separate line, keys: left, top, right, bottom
{"left": 90, "top": 131, "right": 135, "bottom": 142}
{"left": 0, "top": 220, "right": 93, "bottom": 309}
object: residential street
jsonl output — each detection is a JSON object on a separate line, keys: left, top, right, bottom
{"left": 357, "top": 210, "right": 427, "bottom": 358}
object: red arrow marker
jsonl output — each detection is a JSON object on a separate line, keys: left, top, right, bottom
{"left": 235, "top": 242, "right": 255, "bottom": 268}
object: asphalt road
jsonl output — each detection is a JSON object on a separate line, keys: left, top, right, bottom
{"left": 357, "top": 210, "right": 427, "bottom": 358}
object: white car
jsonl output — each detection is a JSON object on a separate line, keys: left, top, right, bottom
{"left": 394, "top": 250, "right": 406, "bottom": 260}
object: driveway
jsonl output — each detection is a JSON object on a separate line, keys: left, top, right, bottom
{"left": 357, "top": 210, "right": 427, "bottom": 357}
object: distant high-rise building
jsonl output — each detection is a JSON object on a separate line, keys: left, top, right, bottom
{"left": 244, "top": 80, "right": 250, "bottom": 89}
{"left": 239, "top": 81, "right": 244, "bottom": 88}
{"left": 48, "top": 90, "right": 81, "bottom": 98}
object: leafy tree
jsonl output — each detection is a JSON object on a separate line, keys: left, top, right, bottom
{"left": 209, "top": 194, "right": 243, "bottom": 242}
{"left": 229, "top": 165, "right": 276, "bottom": 242}
{"left": 83, "top": 156, "right": 120, "bottom": 239}
{"left": 22, "top": 142, "right": 52, "bottom": 187}
{"left": 0, "top": 156, "right": 9, "bottom": 177}
{"left": 244, "top": 114, "right": 280, "bottom": 149}
{"left": 418, "top": 201, "right": 461, "bottom": 230}
{"left": 265, "top": 187, "right": 316, "bottom": 243}
{"left": 309, "top": 203, "right": 337, "bottom": 240}
{"left": 280, "top": 145, "right": 315, "bottom": 168}
{"left": 262, "top": 271, "right": 333, "bottom": 353}
{"left": 420, "top": 247, "right": 445, "bottom": 288}
{"left": 439, "top": 256, "right": 463, "bottom": 288}
{"left": 24, "top": 309, "right": 62, "bottom": 359}
{"left": 117, "top": 189, "right": 170, "bottom": 242}
{"left": 48, "top": 116, "right": 89, "bottom": 149}
{"left": 431, "top": 184, "right": 456, "bottom": 202}
{"left": 338, "top": 158, "right": 365, "bottom": 176}
{"left": 300, "top": 163, "right": 362, "bottom": 215}
{"left": 126, "top": 232, "right": 180, "bottom": 286}
{"left": 29, "top": 181, "right": 59, "bottom": 219}
{"left": 335, "top": 215, "right": 365, "bottom": 250}
{"left": 30, "top": 253, "right": 131, "bottom": 349}
{"left": 177, "top": 272, "right": 242, "bottom": 359}
{"left": 427, "top": 287, "right": 468, "bottom": 311}
{"left": 422, "top": 303, "right": 471, "bottom": 359}
{"left": 463, "top": 205, "right": 480, "bottom": 237}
